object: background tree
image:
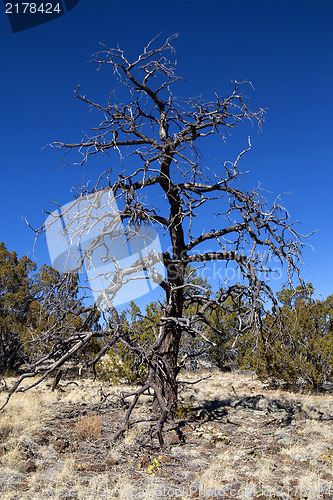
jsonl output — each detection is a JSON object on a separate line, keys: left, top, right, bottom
{"left": 23, "top": 264, "right": 101, "bottom": 369}
{"left": 0, "top": 242, "right": 100, "bottom": 382}
{"left": 2, "top": 36, "right": 309, "bottom": 444}
{"left": 248, "top": 285, "right": 333, "bottom": 390}
{"left": 0, "top": 242, "right": 36, "bottom": 373}
{"left": 96, "top": 300, "right": 155, "bottom": 385}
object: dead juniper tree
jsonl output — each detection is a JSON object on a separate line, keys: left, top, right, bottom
{"left": 1, "top": 35, "right": 308, "bottom": 444}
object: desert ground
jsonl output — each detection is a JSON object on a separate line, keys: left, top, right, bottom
{"left": 0, "top": 369, "right": 333, "bottom": 499}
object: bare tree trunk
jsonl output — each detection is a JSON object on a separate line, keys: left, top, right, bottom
{"left": 152, "top": 326, "right": 180, "bottom": 416}
{"left": 153, "top": 260, "right": 184, "bottom": 417}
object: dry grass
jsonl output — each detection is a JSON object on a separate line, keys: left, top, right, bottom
{"left": 75, "top": 415, "right": 102, "bottom": 441}
{"left": 0, "top": 370, "right": 332, "bottom": 499}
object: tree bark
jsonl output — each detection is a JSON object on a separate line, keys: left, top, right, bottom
{"left": 152, "top": 258, "right": 184, "bottom": 416}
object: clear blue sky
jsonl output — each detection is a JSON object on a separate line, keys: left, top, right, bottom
{"left": 0, "top": 0, "right": 332, "bottom": 302}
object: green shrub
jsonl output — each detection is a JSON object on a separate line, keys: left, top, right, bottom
{"left": 243, "top": 286, "right": 333, "bottom": 390}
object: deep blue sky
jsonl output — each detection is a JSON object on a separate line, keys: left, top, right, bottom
{"left": 0, "top": 0, "right": 332, "bottom": 303}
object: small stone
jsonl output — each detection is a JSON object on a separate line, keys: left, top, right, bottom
{"left": 54, "top": 439, "right": 68, "bottom": 452}
{"left": 105, "top": 458, "right": 118, "bottom": 467}
{"left": 89, "top": 464, "right": 106, "bottom": 472}
{"left": 170, "top": 433, "right": 181, "bottom": 444}
{"left": 158, "top": 455, "right": 171, "bottom": 463}
{"left": 23, "top": 460, "right": 37, "bottom": 473}
{"left": 16, "top": 479, "right": 29, "bottom": 491}
{"left": 203, "top": 440, "right": 215, "bottom": 450}
{"left": 139, "top": 455, "right": 150, "bottom": 468}
{"left": 182, "top": 426, "right": 194, "bottom": 433}
{"left": 74, "top": 462, "right": 106, "bottom": 472}
{"left": 212, "top": 434, "right": 230, "bottom": 444}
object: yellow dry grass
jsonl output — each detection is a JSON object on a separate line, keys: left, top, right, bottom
{"left": 75, "top": 415, "right": 102, "bottom": 440}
